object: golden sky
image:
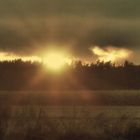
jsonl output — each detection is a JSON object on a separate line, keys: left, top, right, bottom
{"left": 0, "top": 0, "right": 139, "bottom": 63}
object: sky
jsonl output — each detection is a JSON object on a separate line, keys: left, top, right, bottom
{"left": 0, "top": 0, "right": 140, "bottom": 63}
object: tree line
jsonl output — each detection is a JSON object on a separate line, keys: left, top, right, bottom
{"left": 0, "top": 59, "right": 140, "bottom": 90}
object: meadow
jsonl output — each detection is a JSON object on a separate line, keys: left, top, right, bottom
{"left": 0, "top": 90, "right": 140, "bottom": 140}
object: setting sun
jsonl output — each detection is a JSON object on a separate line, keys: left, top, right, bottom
{"left": 43, "top": 51, "right": 72, "bottom": 71}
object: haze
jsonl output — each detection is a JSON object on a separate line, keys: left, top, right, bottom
{"left": 0, "top": 0, "right": 139, "bottom": 63}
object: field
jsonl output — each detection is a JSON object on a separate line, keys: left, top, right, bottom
{"left": 0, "top": 90, "right": 140, "bottom": 140}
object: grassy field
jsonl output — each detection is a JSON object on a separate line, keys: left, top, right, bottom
{"left": 0, "top": 90, "right": 140, "bottom": 140}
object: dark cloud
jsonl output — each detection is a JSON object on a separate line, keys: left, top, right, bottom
{"left": 0, "top": 0, "right": 140, "bottom": 18}
{"left": 78, "top": 25, "right": 140, "bottom": 48}
{"left": 0, "top": 18, "right": 140, "bottom": 57}
{"left": 0, "top": 0, "right": 139, "bottom": 62}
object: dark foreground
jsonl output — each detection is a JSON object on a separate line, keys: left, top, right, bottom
{"left": 0, "top": 91, "right": 140, "bottom": 140}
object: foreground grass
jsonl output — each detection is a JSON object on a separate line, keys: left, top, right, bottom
{"left": 0, "top": 106, "right": 140, "bottom": 140}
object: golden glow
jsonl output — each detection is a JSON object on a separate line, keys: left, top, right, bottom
{"left": 0, "top": 52, "right": 41, "bottom": 62}
{"left": 43, "top": 50, "right": 72, "bottom": 71}
{"left": 91, "top": 46, "right": 132, "bottom": 62}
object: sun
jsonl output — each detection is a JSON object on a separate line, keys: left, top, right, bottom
{"left": 43, "top": 51, "right": 71, "bottom": 71}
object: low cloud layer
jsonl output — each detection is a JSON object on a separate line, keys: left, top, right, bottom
{"left": 91, "top": 46, "right": 132, "bottom": 63}
{"left": 0, "top": 51, "right": 41, "bottom": 62}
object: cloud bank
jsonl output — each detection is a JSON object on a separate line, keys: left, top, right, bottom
{"left": 91, "top": 46, "right": 132, "bottom": 63}
{"left": 0, "top": 0, "right": 139, "bottom": 62}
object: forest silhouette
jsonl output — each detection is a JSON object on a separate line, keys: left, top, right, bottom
{"left": 0, "top": 59, "right": 139, "bottom": 90}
